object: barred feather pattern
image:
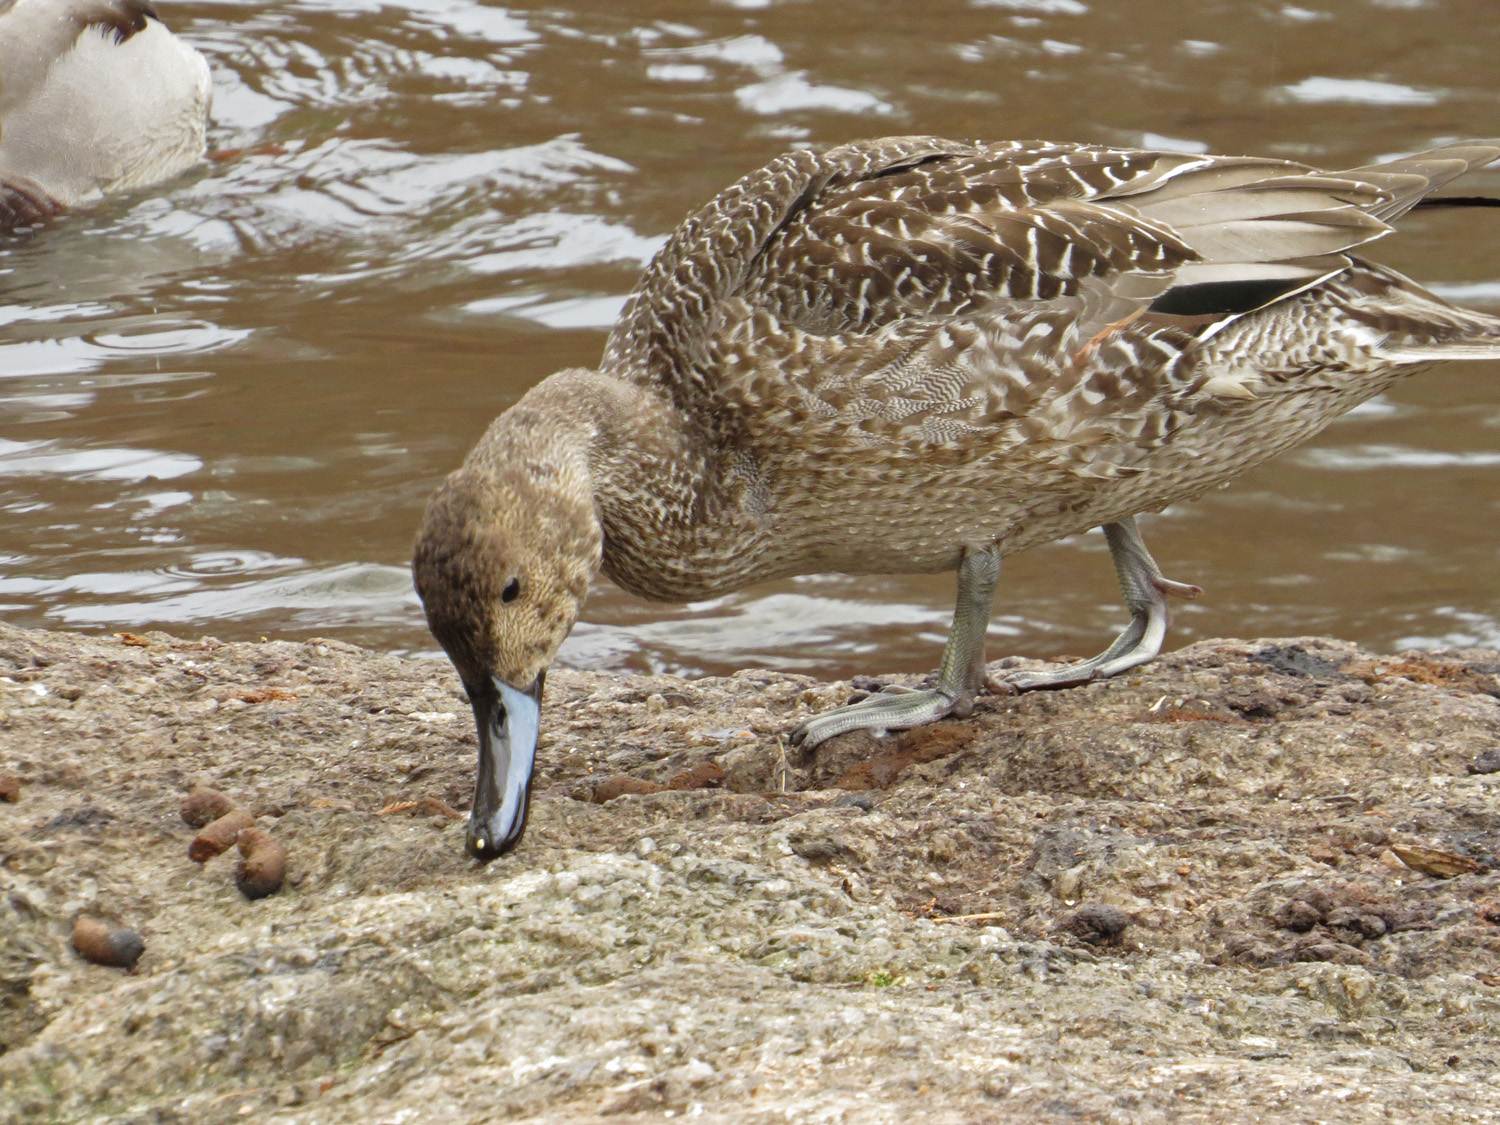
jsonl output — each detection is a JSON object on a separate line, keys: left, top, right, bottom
{"left": 422, "top": 136, "right": 1500, "bottom": 617}
{"left": 576, "top": 136, "right": 1500, "bottom": 599}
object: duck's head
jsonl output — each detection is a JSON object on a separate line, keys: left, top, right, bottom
{"left": 413, "top": 417, "right": 601, "bottom": 862}
{"left": 0, "top": 0, "right": 211, "bottom": 222}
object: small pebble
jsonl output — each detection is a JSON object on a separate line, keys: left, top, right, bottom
{"left": 189, "top": 808, "right": 256, "bottom": 863}
{"left": 0, "top": 775, "right": 19, "bottom": 803}
{"left": 72, "top": 916, "right": 144, "bottom": 970}
{"left": 234, "top": 827, "right": 287, "bottom": 900}
{"left": 180, "top": 786, "right": 238, "bottom": 827}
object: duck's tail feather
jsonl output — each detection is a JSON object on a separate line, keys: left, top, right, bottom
{"left": 1343, "top": 141, "right": 1500, "bottom": 222}
{"left": 1414, "top": 195, "right": 1500, "bottom": 210}
{"left": 1381, "top": 342, "right": 1500, "bottom": 364}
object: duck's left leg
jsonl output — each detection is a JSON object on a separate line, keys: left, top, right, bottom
{"left": 992, "top": 516, "right": 1200, "bottom": 692}
{"left": 791, "top": 543, "right": 1000, "bottom": 751}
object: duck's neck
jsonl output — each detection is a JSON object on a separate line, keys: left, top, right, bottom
{"left": 505, "top": 368, "right": 771, "bottom": 602}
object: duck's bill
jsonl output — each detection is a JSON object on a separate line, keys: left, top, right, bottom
{"left": 0, "top": 172, "right": 63, "bottom": 229}
{"left": 465, "top": 673, "right": 544, "bottom": 862}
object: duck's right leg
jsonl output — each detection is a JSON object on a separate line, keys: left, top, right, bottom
{"left": 790, "top": 543, "right": 1001, "bottom": 751}
{"left": 993, "top": 517, "right": 1200, "bottom": 691}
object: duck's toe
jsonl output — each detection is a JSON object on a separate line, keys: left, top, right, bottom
{"left": 990, "top": 517, "right": 1201, "bottom": 693}
{"left": 987, "top": 626, "right": 1163, "bottom": 692}
{"left": 790, "top": 686, "right": 973, "bottom": 751}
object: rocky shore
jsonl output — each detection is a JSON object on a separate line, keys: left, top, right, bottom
{"left": 2, "top": 622, "right": 1499, "bottom": 1123}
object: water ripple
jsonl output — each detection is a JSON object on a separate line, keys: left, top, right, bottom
{"left": 0, "top": 440, "right": 202, "bottom": 483}
{"left": 1298, "top": 445, "right": 1500, "bottom": 470}
{"left": 1279, "top": 77, "right": 1443, "bottom": 106}
{"left": 2, "top": 0, "right": 1497, "bottom": 669}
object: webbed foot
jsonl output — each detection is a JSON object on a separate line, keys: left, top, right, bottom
{"left": 791, "top": 684, "right": 974, "bottom": 751}
{"left": 992, "top": 517, "right": 1198, "bottom": 692}
{"left": 790, "top": 544, "right": 1000, "bottom": 751}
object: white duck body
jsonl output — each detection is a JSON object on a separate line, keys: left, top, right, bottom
{"left": 0, "top": 0, "right": 210, "bottom": 224}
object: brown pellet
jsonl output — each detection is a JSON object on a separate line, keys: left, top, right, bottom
{"left": 72, "top": 916, "right": 145, "bottom": 970}
{"left": 666, "top": 761, "right": 725, "bottom": 791}
{"left": 180, "top": 786, "right": 237, "bottom": 827}
{"left": 188, "top": 808, "right": 256, "bottom": 863}
{"left": 0, "top": 775, "right": 19, "bottom": 803}
{"left": 234, "top": 827, "right": 286, "bottom": 900}
{"left": 590, "top": 775, "right": 666, "bottom": 803}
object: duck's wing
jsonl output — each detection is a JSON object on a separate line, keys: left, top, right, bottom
{"left": 739, "top": 138, "right": 1393, "bottom": 333}
{"left": 605, "top": 136, "right": 1499, "bottom": 399}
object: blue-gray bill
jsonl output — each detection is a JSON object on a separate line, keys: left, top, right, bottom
{"left": 465, "top": 673, "right": 544, "bottom": 861}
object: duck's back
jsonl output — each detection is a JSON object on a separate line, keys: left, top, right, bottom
{"left": 590, "top": 137, "right": 1500, "bottom": 583}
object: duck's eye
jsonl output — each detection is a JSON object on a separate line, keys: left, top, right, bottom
{"left": 501, "top": 577, "right": 521, "bottom": 603}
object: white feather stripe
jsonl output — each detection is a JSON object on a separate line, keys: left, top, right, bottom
{"left": 1198, "top": 376, "right": 1260, "bottom": 400}
{"left": 1170, "top": 259, "right": 1342, "bottom": 285}
{"left": 1379, "top": 345, "right": 1500, "bottom": 363}
{"left": 1182, "top": 215, "right": 1387, "bottom": 264}
{"left": 1106, "top": 158, "right": 1307, "bottom": 202}
{"left": 1140, "top": 190, "right": 1389, "bottom": 229}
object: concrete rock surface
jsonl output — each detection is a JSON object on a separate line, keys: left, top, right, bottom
{"left": 1, "top": 623, "right": 1499, "bottom": 1123}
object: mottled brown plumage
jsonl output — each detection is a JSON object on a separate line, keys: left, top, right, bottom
{"left": 415, "top": 135, "right": 1500, "bottom": 860}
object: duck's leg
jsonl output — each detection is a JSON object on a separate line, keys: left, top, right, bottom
{"left": 792, "top": 544, "right": 1001, "bottom": 751}
{"left": 993, "top": 517, "right": 1200, "bottom": 692}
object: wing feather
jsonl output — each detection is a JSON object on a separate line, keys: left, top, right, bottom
{"left": 603, "top": 134, "right": 1500, "bottom": 462}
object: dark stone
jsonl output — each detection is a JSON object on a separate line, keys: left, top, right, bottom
{"left": 1325, "top": 907, "right": 1387, "bottom": 941}
{"left": 1368, "top": 902, "right": 1437, "bottom": 933}
{"left": 1273, "top": 899, "right": 1324, "bottom": 933}
{"left": 1467, "top": 748, "right": 1500, "bottom": 775}
{"left": 1248, "top": 644, "right": 1345, "bottom": 679}
{"left": 46, "top": 806, "right": 114, "bottom": 831}
{"left": 1282, "top": 941, "right": 1372, "bottom": 966}
{"left": 1025, "top": 828, "right": 1089, "bottom": 882}
{"left": 788, "top": 831, "right": 860, "bottom": 865}
{"left": 1061, "top": 903, "right": 1130, "bottom": 944}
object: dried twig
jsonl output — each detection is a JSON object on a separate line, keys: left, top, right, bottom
{"left": 929, "top": 911, "right": 1008, "bottom": 925}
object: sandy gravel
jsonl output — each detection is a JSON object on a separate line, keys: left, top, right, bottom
{"left": 2, "top": 623, "right": 1499, "bottom": 1123}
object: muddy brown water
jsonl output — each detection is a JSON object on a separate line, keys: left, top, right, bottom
{"left": 2, "top": 0, "right": 1498, "bottom": 679}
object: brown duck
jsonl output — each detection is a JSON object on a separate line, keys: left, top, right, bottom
{"left": 414, "top": 135, "right": 1500, "bottom": 860}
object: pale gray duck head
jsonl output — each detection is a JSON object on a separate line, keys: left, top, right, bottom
{"left": 0, "top": 0, "right": 211, "bottom": 228}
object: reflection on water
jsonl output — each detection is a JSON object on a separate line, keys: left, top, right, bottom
{"left": 0, "top": 440, "right": 202, "bottom": 481}
{"left": 3, "top": 0, "right": 1500, "bottom": 678}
